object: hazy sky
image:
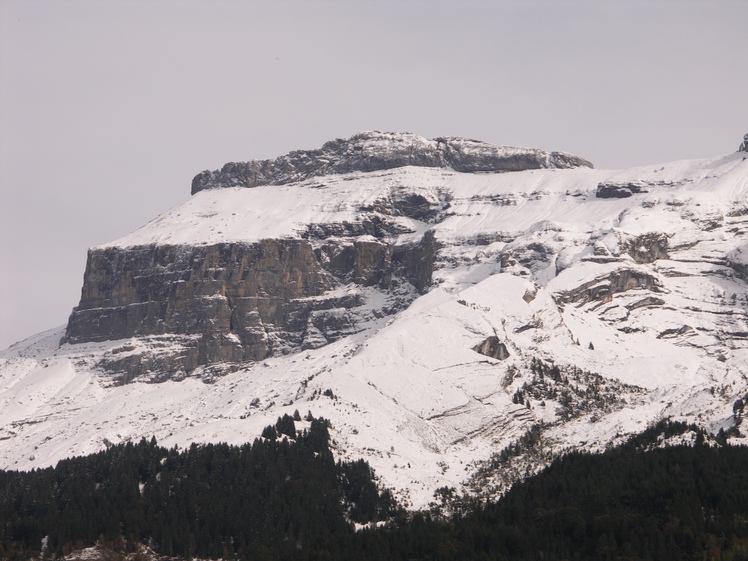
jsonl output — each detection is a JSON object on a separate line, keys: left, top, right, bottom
{"left": 1, "top": 0, "right": 747, "bottom": 350}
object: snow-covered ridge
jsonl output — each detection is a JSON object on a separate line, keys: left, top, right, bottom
{"left": 190, "top": 131, "right": 593, "bottom": 194}
{"left": 2, "top": 134, "right": 748, "bottom": 510}
{"left": 106, "top": 150, "right": 744, "bottom": 250}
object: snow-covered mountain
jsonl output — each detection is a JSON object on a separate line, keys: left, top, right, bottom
{"left": 2, "top": 131, "right": 748, "bottom": 509}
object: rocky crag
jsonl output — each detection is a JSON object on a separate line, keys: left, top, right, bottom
{"left": 191, "top": 131, "right": 593, "bottom": 194}
{"left": 65, "top": 234, "right": 438, "bottom": 382}
{"left": 66, "top": 131, "right": 588, "bottom": 382}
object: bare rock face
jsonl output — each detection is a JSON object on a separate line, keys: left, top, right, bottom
{"left": 620, "top": 233, "right": 669, "bottom": 264}
{"left": 191, "top": 131, "right": 593, "bottom": 194}
{"left": 741, "top": 133, "right": 748, "bottom": 152}
{"left": 596, "top": 181, "right": 649, "bottom": 199}
{"left": 727, "top": 243, "right": 748, "bottom": 282}
{"left": 555, "top": 268, "right": 664, "bottom": 306}
{"left": 65, "top": 233, "right": 438, "bottom": 381}
{"left": 472, "top": 336, "right": 510, "bottom": 360}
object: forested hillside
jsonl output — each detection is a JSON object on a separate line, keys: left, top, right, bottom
{"left": 0, "top": 415, "right": 393, "bottom": 560}
{"left": 351, "top": 424, "right": 748, "bottom": 561}
{"left": 2, "top": 420, "right": 748, "bottom": 561}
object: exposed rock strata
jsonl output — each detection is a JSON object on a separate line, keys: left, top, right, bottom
{"left": 473, "top": 336, "right": 510, "bottom": 360}
{"left": 65, "top": 233, "right": 438, "bottom": 379}
{"left": 555, "top": 268, "right": 664, "bottom": 306}
{"left": 595, "top": 181, "right": 649, "bottom": 198}
{"left": 620, "top": 232, "right": 669, "bottom": 264}
{"left": 727, "top": 243, "right": 748, "bottom": 282}
{"left": 191, "top": 131, "right": 593, "bottom": 194}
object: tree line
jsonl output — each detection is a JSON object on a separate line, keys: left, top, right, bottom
{"left": 0, "top": 414, "right": 394, "bottom": 560}
{"left": 2, "top": 418, "right": 748, "bottom": 560}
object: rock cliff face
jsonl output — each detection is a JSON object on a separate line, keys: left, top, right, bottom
{"left": 595, "top": 181, "right": 649, "bottom": 198}
{"left": 65, "top": 233, "right": 438, "bottom": 381}
{"left": 191, "top": 131, "right": 593, "bottom": 194}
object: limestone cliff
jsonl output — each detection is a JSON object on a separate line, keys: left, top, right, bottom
{"left": 65, "top": 233, "right": 438, "bottom": 381}
{"left": 191, "top": 131, "right": 593, "bottom": 194}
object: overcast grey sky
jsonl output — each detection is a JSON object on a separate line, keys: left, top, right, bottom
{"left": 1, "top": 0, "right": 746, "bottom": 350}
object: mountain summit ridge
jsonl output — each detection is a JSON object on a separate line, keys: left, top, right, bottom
{"left": 191, "top": 131, "right": 594, "bottom": 194}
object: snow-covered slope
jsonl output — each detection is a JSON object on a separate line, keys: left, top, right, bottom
{"left": 2, "top": 134, "right": 748, "bottom": 509}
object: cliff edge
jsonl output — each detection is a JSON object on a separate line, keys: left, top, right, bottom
{"left": 191, "top": 131, "right": 593, "bottom": 194}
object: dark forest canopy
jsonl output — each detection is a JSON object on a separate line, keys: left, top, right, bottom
{"left": 2, "top": 418, "right": 748, "bottom": 561}
{"left": 0, "top": 415, "right": 395, "bottom": 560}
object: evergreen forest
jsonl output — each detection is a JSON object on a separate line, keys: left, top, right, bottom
{"left": 2, "top": 417, "right": 748, "bottom": 561}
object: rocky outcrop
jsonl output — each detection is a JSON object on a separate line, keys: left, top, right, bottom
{"left": 626, "top": 296, "right": 665, "bottom": 311}
{"left": 620, "top": 233, "right": 669, "bottom": 264}
{"left": 64, "top": 232, "right": 438, "bottom": 380}
{"left": 500, "top": 241, "right": 557, "bottom": 277}
{"left": 741, "top": 133, "right": 748, "bottom": 152}
{"left": 472, "top": 336, "right": 510, "bottom": 360}
{"left": 595, "top": 181, "right": 649, "bottom": 199}
{"left": 727, "top": 243, "right": 748, "bottom": 282}
{"left": 191, "top": 131, "right": 593, "bottom": 194}
{"left": 555, "top": 268, "right": 664, "bottom": 306}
